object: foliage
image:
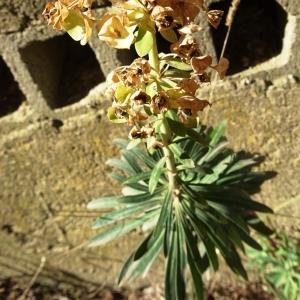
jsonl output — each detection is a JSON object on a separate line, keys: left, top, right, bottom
{"left": 87, "top": 123, "right": 273, "bottom": 299}
{"left": 43, "top": 0, "right": 274, "bottom": 299}
{"left": 247, "top": 232, "right": 300, "bottom": 300}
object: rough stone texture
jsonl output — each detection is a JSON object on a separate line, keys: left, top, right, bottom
{"left": 0, "top": 0, "right": 299, "bottom": 290}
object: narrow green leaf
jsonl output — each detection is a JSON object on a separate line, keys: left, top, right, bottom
{"left": 124, "top": 171, "right": 152, "bottom": 184}
{"left": 186, "top": 128, "right": 208, "bottom": 145}
{"left": 88, "top": 196, "right": 122, "bottom": 210}
{"left": 166, "top": 117, "right": 187, "bottom": 137}
{"left": 165, "top": 226, "right": 178, "bottom": 300}
{"left": 209, "top": 120, "right": 227, "bottom": 146}
{"left": 89, "top": 211, "right": 157, "bottom": 247}
{"left": 160, "top": 28, "right": 178, "bottom": 43}
{"left": 122, "top": 150, "right": 143, "bottom": 174}
{"left": 88, "top": 192, "right": 159, "bottom": 210}
{"left": 92, "top": 200, "right": 158, "bottom": 229}
{"left": 226, "top": 158, "right": 257, "bottom": 174}
{"left": 153, "top": 189, "right": 172, "bottom": 242}
{"left": 106, "top": 158, "right": 135, "bottom": 174}
{"left": 166, "top": 58, "right": 193, "bottom": 71}
{"left": 118, "top": 252, "right": 135, "bottom": 285}
{"left": 149, "top": 157, "right": 166, "bottom": 194}
{"left": 126, "top": 231, "right": 164, "bottom": 283}
{"left": 110, "top": 172, "right": 126, "bottom": 183}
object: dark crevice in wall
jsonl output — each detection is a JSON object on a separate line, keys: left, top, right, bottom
{"left": 209, "top": 0, "right": 288, "bottom": 75}
{"left": 20, "top": 35, "right": 105, "bottom": 109}
{"left": 0, "top": 56, "right": 25, "bottom": 117}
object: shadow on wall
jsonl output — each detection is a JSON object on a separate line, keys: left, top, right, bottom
{"left": 0, "top": 56, "right": 25, "bottom": 117}
{"left": 19, "top": 35, "right": 105, "bottom": 110}
{"left": 210, "top": 0, "right": 288, "bottom": 75}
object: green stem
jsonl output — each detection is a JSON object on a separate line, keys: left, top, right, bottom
{"left": 148, "top": 30, "right": 160, "bottom": 73}
{"left": 161, "top": 118, "right": 180, "bottom": 201}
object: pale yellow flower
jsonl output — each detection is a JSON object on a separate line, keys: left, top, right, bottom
{"left": 43, "top": 0, "right": 94, "bottom": 45}
{"left": 98, "top": 12, "right": 137, "bottom": 49}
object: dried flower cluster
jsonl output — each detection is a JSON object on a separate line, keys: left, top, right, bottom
{"left": 43, "top": 0, "right": 228, "bottom": 145}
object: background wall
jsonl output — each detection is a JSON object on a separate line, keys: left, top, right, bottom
{"left": 0, "top": 0, "right": 299, "bottom": 288}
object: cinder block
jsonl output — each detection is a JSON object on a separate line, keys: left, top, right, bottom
{"left": 0, "top": 0, "right": 299, "bottom": 290}
{"left": 0, "top": 7, "right": 123, "bottom": 118}
{"left": 0, "top": 55, "right": 25, "bottom": 117}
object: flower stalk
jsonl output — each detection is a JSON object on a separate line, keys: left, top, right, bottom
{"left": 160, "top": 118, "right": 179, "bottom": 199}
{"left": 148, "top": 30, "right": 160, "bottom": 73}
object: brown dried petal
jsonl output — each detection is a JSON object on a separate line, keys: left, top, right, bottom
{"left": 178, "top": 78, "right": 199, "bottom": 95}
{"left": 178, "top": 23, "right": 202, "bottom": 35}
{"left": 191, "top": 55, "right": 212, "bottom": 74}
{"left": 211, "top": 57, "right": 229, "bottom": 79}
{"left": 207, "top": 10, "right": 224, "bottom": 29}
{"left": 43, "top": 2, "right": 68, "bottom": 30}
{"left": 157, "top": 0, "right": 204, "bottom": 24}
{"left": 171, "top": 95, "right": 210, "bottom": 114}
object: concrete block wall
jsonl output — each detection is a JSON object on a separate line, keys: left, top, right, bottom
{"left": 0, "top": 0, "right": 299, "bottom": 288}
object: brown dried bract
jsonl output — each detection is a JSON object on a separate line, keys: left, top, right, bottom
{"left": 171, "top": 35, "right": 200, "bottom": 62}
{"left": 151, "top": 91, "right": 170, "bottom": 114}
{"left": 178, "top": 78, "right": 199, "bottom": 96}
{"left": 191, "top": 55, "right": 213, "bottom": 74}
{"left": 43, "top": 2, "right": 69, "bottom": 30}
{"left": 151, "top": 5, "right": 175, "bottom": 31}
{"left": 211, "top": 57, "right": 229, "bottom": 79}
{"left": 129, "top": 126, "right": 153, "bottom": 139}
{"left": 131, "top": 90, "right": 150, "bottom": 104}
{"left": 207, "top": 10, "right": 224, "bottom": 29}
{"left": 156, "top": 0, "right": 204, "bottom": 24}
{"left": 178, "top": 23, "right": 202, "bottom": 35}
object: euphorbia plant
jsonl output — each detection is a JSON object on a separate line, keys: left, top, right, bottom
{"left": 43, "top": 0, "right": 273, "bottom": 299}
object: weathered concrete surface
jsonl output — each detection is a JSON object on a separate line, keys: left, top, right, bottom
{"left": 0, "top": 98, "right": 148, "bottom": 285}
{"left": 0, "top": 0, "right": 299, "bottom": 290}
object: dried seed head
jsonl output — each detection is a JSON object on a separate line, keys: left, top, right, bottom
{"left": 151, "top": 5, "right": 175, "bottom": 31}
{"left": 129, "top": 126, "right": 153, "bottom": 139}
{"left": 191, "top": 72, "right": 211, "bottom": 85}
{"left": 151, "top": 91, "right": 170, "bottom": 114}
{"left": 131, "top": 90, "right": 150, "bottom": 104}
{"left": 131, "top": 58, "right": 152, "bottom": 76}
{"left": 207, "top": 10, "right": 224, "bottom": 29}
{"left": 171, "top": 35, "right": 200, "bottom": 62}
{"left": 115, "top": 108, "right": 128, "bottom": 118}
{"left": 155, "top": 0, "right": 204, "bottom": 25}
{"left": 226, "top": 0, "right": 240, "bottom": 27}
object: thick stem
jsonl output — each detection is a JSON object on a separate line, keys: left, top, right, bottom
{"left": 148, "top": 27, "right": 178, "bottom": 199}
{"left": 161, "top": 118, "right": 180, "bottom": 201}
